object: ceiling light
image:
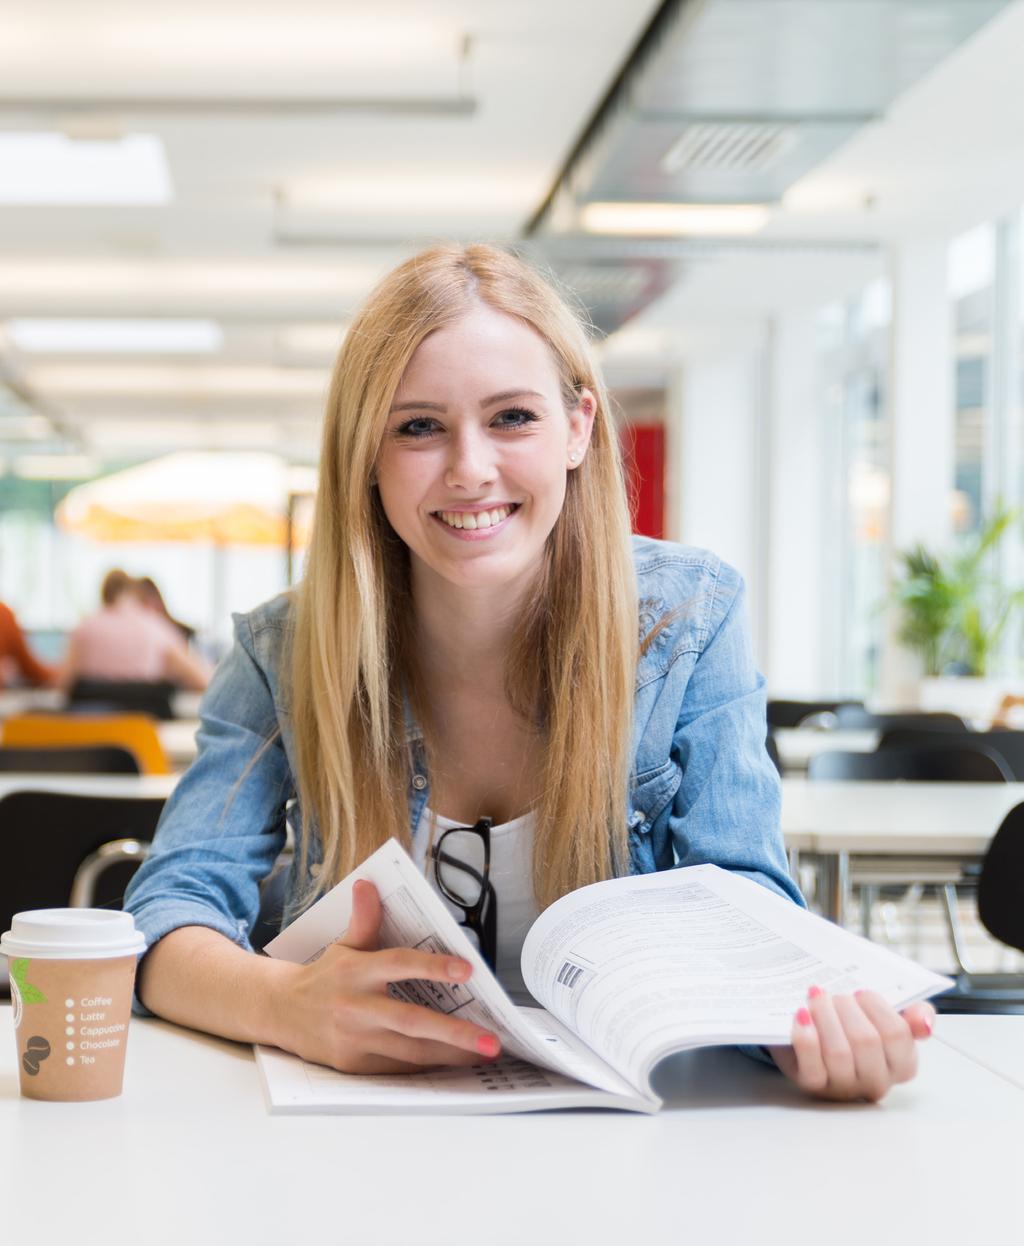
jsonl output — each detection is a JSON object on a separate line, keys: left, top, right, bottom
{"left": 24, "top": 364, "right": 328, "bottom": 397}
{"left": 283, "top": 174, "right": 533, "bottom": 215}
{"left": 580, "top": 202, "right": 770, "bottom": 237}
{"left": 277, "top": 324, "right": 347, "bottom": 356}
{"left": 14, "top": 454, "right": 102, "bottom": 480}
{"left": 0, "top": 259, "right": 385, "bottom": 314}
{"left": 0, "top": 133, "right": 171, "bottom": 205}
{"left": 7, "top": 319, "right": 223, "bottom": 354}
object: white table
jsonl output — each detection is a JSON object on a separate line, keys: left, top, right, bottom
{"left": 773, "top": 727, "right": 879, "bottom": 771}
{"left": 0, "top": 688, "right": 202, "bottom": 720}
{"left": 0, "top": 772, "right": 178, "bottom": 802}
{"left": 157, "top": 718, "right": 200, "bottom": 769}
{"left": 0, "top": 1008, "right": 1019, "bottom": 1246}
{"left": 934, "top": 1014, "right": 1024, "bottom": 1090}
{"left": 780, "top": 779, "right": 1024, "bottom": 923}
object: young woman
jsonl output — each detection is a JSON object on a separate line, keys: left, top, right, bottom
{"left": 125, "top": 244, "right": 933, "bottom": 1102}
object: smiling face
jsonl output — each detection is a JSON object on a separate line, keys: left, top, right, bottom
{"left": 374, "top": 302, "right": 594, "bottom": 603}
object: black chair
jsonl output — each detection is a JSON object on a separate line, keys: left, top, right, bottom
{"left": 807, "top": 744, "right": 1012, "bottom": 783}
{"left": 0, "top": 791, "right": 166, "bottom": 995}
{"left": 880, "top": 728, "right": 1024, "bottom": 781}
{"left": 765, "top": 731, "right": 783, "bottom": 776}
{"left": 0, "top": 745, "right": 141, "bottom": 775}
{"left": 833, "top": 706, "right": 968, "bottom": 732}
{"left": 68, "top": 678, "right": 176, "bottom": 721}
{"left": 935, "top": 800, "right": 1024, "bottom": 1014}
{"left": 767, "top": 699, "right": 862, "bottom": 729}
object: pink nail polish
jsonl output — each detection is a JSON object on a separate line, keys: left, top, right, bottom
{"left": 807, "top": 985, "right": 823, "bottom": 999}
{"left": 476, "top": 1035, "right": 500, "bottom": 1058}
{"left": 920, "top": 1017, "right": 933, "bottom": 1037}
{"left": 796, "top": 1008, "right": 813, "bottom": 1026}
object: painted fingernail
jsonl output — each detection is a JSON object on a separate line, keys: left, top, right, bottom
{"left": 447, "top": 960, "right": 469, "bottom": 979}
{"left": 476, "top": 1035, "right": 500, "bottom": 1058}
{"left": 920, "top": 1017, "right": 933, "bottom": 1037}
{"left": 807, "top": 985, "right": 824, "bottom": 999}
{"left": 796, "top": 1008, "right": 813, "bottom": 1027}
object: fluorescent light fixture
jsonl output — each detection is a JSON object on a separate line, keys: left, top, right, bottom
{"left": 0, "top": 414, "right": 54, "bottom": 440}
{"left": 277, "top": 324, "right": 347, "bottom": 356}
{"left": 24, "top": 364, "right": 329, "bottom": 397}
{"left": 15, "top": 454, "right": 102, "bottom": 480}
{"left": 7, "top": 319, "right": 223, "bottom": 354}
{"left": 283, "top": 174, "right": 533, "bottom": 215}
{"left": 0, "top": 259, "right": 384, "bottom": 311}
{"left": 580, "top": 202, "right": 770, "bottom": 237}
{"left": 0, "top": 133, "right": 171, "bottom": 205}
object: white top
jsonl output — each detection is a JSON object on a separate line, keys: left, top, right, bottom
{"left": 412, "top": 807, "right": 540, "bottom": 1000}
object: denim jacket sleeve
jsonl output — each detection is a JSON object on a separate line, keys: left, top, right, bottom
{"left": 667, "top": 560, "right": 801, "bottom": 905}
{"left": 122, "top": 608, "right": 294, "bottom": 1003}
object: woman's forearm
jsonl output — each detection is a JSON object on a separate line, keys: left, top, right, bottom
{"left": 136, "top": 926, "right": 299, "bottom": 1047}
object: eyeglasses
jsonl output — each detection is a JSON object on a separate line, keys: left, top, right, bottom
{"left": 430, "top": 817, "right": 497, "bottom": 971}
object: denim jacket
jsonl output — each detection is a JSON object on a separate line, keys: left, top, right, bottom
{"left": 124, "top": 537, "right": 802, "bottom": 981}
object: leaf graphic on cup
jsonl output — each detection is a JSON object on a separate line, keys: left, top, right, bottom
{"left": 10, "top": 958, "right": 47, "bottom": 1005}
{"left": 21, "top": 1036, "right": 51, "bottom": 1077}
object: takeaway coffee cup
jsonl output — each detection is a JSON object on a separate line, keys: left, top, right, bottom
{"left": 1, "top": 909, "right": 145, "bottom": 1102}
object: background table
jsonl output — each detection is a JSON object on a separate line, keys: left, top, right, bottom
{"left": 774, "top": 727, "right": 878, "bottom": 771}
{"left": 0, "top": 1007, "right": 1019, "bottom": 1246}
{"left": 780, "top": 778, "right": 1024, "bottom": 922}
{"left": 0, "top": 772, "right": 179, "bottom": 801}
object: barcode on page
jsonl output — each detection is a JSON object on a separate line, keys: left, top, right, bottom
{"left": 556, "top": 960, "right": 587, "bottom": 989}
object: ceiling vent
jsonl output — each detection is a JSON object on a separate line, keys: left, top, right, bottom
{"left": 661, "top": 123, "right": 798, "bottom": 175}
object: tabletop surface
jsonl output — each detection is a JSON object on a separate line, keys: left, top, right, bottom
{"left": 781, "top": 778, "right": 1024, "bottom": 851}
{"left": 0, "top": 772, "right": 179, "bottom": 801}
{"left": 0, "top": 1007, "right": 1020, "bottom": 1246}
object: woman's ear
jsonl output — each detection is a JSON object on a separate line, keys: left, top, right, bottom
{"left": 567, "top": 387, "right": 597, "bottom": 468}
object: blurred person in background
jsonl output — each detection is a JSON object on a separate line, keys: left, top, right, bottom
{"left": 135, "top": 575, "right": 197, "bottom": 646}
{"left": 0, "top": 600, "right": 58, "bottom": 688}
{"left": 63, "top": 568, "right": 211, "bottom": 691}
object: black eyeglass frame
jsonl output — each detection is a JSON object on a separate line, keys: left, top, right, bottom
{"left": 430, "top": 817, "right": 497, "bottom": 971}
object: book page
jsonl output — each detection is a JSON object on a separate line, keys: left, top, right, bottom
{"left": 264, "top": 839, "right": 636, "bottom": 1098}
{"left": 254, "top": 1044, "right": 652, "bottom": 1115}
{"left": 521, "top": 864, "right": 953, "bottom": 1094}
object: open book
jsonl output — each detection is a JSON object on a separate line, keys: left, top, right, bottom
{"left": 256, "top": 839, "right": 951, "bottom": 1115}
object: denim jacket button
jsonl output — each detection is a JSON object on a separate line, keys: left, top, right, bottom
{"left": 412, "top": 774, "right": 427, "bottom": 791}
{"left": 310, "top": 863, "right": 321, "bottom": 877}
{"left": 629, "top": 810, "right": 645, "bottom": 828}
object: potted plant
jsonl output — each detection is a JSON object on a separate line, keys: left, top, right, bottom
{"left": 891, "top": 504, "right": 1024, "bottom": 680}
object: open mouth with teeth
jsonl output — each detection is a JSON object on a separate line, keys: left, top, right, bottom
{"left": 432, "top": 503, "right": 520, "bottom": 531}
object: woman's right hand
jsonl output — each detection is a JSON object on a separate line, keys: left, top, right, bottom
{"left": 268, "top": 879, "right": 503, "bottom": 1074}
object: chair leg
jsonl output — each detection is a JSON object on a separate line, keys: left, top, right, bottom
{"left": 940, "top": 883, "right": 974, "bottom": 976}
{"left": 860, "top": 884, "right": 877, "bottom": 939}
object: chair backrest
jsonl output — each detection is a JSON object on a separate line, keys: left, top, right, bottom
{"left": 977, "top": 801, "right": 1024, "bottom": 953}
{"left": 880, "top": 728, "right": 1024, "bottom": 782}
{"left": 807, "top": 744, "right": 1012, "bottom": 783}
{"left": 767, "top": 699, "right": 863, "bottom": 729}
{"left": 765, "top": 731, "right": 783, "bottom": 775}
{"left": 0, "top": 745, "right": 140, "bottom": 774}
{"left": 0, "top": 790, "right": 166, "bottom": 939}
{"left": 834, "top": 707, "right": 968, "bottom": 732}
{"left": 68, "top": 678, "right": 176, "bottom": 721}
{"left": 0, "top": 713, "right": 170, "bottom": 775}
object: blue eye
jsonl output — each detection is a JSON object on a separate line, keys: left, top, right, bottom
{"left": 493, "top": 407, "right": 539, "bottom": 428}
{"left": 394, "top": 418, "right": 441, "bottom": 439}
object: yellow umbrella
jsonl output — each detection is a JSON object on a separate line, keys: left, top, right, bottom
{"left": 56, "top": 452, "right": 315, "bottom": 547}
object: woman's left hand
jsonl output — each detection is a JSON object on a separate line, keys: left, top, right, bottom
{"left": 767, "top": 986, "right": 935, "bottom": 1103}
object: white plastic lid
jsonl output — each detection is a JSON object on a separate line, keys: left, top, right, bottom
{"left": 0, "top": 909, "right": 146, "bottom": 960}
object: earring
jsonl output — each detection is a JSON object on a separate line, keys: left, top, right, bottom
{"left": 569, "top": 452, "right": 579, "bottom": 463}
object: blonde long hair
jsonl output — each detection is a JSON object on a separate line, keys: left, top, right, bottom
{"left": 290, "top": 244, "right": 638, "bottom": 910}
